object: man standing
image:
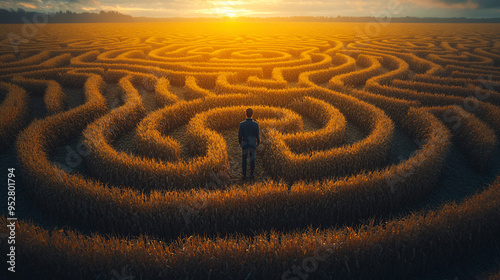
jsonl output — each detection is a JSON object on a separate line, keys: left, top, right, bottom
{"left": 238, "top": 108, "right": 260, "bottom": 179}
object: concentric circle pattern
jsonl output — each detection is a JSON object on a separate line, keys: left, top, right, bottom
{"left": 0, "top": 23, "right": 500, "bottom": 279}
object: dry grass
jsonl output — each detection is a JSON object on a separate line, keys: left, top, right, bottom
{"left": 0, "top": 22, "right": 499, "bottom": 279}
{"left": 0, "top": 82, "right": 28, "bottom": 151}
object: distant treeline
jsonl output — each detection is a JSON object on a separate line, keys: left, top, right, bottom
{"left": 242, "top": 16, "right": 500, "bottom": 23}
{"left": 0, "top": 9, "right": 133, "bottom": 23}
{"left": 0, "top": 9, "right": 499, "bottom": 24}
{"left": 134, "top": 16, "right": 500, "bottom": 23}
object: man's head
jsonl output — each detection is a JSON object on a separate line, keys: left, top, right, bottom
{"left": 246, "top": 108, "right": 253, "bottom": 118}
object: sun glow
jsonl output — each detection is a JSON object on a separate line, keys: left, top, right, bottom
{"left": 208, "top": 6, "right": 250, "bottom": 18}
{"left": 215, "top": 7, "right": 238, "bottom": 17}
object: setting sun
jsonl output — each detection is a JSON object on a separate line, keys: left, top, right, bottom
{"left": 212, "top": 7, "right": 240, "bottom": 17}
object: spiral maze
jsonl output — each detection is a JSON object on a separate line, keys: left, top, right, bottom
{"left": 0, "top": 24, "right": 500, "bottom": 279}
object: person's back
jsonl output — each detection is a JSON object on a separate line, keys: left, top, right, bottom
{"left": 238, "top": 108, "right": 260, "bottom": 179}
{"left": 239, "top": 119, "right": 259, "bottom": 149}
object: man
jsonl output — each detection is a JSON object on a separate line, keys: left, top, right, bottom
{"left": 238, "top": 108, "right": 260, "bottom": 179}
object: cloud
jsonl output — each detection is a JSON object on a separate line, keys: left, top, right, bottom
{"left": 409, "top": 0, "right": 477, "bottom": 9}
{"left": 447, "top": 0, "right": 500, "bottom": 8}
{"left": 18, "top": 2, "right": 37, "bottom": 9}
{"left": 409, "top": 0, "right": 500, "bottom": 9}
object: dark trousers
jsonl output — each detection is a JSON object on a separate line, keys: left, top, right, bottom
{"left": 242, "top": 148, "right": 256, "bottom": 176}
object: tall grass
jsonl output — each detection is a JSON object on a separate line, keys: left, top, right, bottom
{"left": 0, "top": 82, "right": 28, "bottom": 151}
{"left": 3, "top": 175, "right": 497, "bottom": 280}
{"left": 3, "top": 25, "right": 500, "bottom": 280}
{"left": 11, "top": 76, "right": 67, "bottom": 115}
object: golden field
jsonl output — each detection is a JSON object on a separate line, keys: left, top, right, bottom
{"left": 0, "top": 22, "right": 500, "bottom": 279}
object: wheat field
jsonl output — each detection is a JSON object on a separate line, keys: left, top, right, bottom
{"left": 1, "top": 22, "right": 500, "bottom": 279}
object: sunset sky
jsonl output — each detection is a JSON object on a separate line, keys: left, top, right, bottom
{"left": 1, "top": 0, "right": 499, "bottom": 18}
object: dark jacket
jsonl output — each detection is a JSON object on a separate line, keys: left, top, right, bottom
{"left": 238, "top": 118, "right": 260, "bottom": 149}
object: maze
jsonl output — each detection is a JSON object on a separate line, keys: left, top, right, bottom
{"left": 0, "top": 23, "right": 500, "bottom": 279}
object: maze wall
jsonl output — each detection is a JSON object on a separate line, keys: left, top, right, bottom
{"left": 0, "top": 23, "right": 500, "bottom": 279}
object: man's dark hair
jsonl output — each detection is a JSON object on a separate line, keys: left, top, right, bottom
{"left": 246, "top": 108, "right": 253, "bottom": 118}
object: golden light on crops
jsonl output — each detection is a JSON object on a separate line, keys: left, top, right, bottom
{"left": 0, "top": 21, "right": 499, "bottom": 279}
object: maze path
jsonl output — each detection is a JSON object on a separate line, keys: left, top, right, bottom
{"left": 0, "top": 23, "right": 499, "bottom": 279}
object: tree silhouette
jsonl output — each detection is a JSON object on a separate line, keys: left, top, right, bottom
{"left": 0, "top": 9, "right": 133, "bottom": 23}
